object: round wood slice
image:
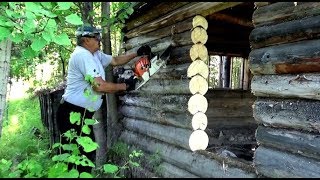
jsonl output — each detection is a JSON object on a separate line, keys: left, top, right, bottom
{"left": 190, "top": 43, "right": 208, "bottom": 62}
{"left": 191, "top": 27, "right": 208, "bottom": 44}
{"left": 192, "top": 15, "right": 208, "bottom": 30}
{"left": 189, "top": 130, "right": 209, "bottom": 151}
{"left": 188, "top": 93, "right": 208, "bottom": 114}
{"left": 192, "top": 112, "right": 208, "bottom": 130}
{"left": 189, "top": 75, "right": 208, "bottom": 95}
{"left": 187, "top": 59, "right": 209, "bottom": 78}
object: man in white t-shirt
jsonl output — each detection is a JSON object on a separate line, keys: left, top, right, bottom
{"left": 56, "top": 25, "right": 150, "bottom": 173}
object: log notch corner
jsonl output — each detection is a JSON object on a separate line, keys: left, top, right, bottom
{"left": 187, "top": 15, "right": 210, "bottom": 151}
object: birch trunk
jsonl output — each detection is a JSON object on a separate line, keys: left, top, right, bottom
{"left": 0, "top": 39, "right": 12, "bottom": 137}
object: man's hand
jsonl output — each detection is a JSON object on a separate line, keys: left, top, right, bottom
{"left": 124, "top": 76, "right": 138, "bottom": 91}
{"left": 137, "top": 45, "right": 151, "bottom": 56}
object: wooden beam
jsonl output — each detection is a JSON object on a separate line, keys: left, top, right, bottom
{"left": 207, "top": 12, "right": 253, "bottom": 27}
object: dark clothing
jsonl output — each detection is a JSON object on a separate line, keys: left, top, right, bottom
{"left": 56, "top": 100, "right": 96, "bottom": 173}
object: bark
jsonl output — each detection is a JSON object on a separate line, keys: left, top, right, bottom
{"left": 249, "top": 39, "right": 320, "bottom": 75}
{"left": 125, "top": 2, "right": 243, "bottom": 39}
{"left": 251, "top": 74, "right": 320, "bottom": 100}
{"left": 254, "top": 146, "right": 320, "bottom": 178}
{"left": 188, "top": 94, "right": 208, "bottom": 115}
{"left": 0, "top": 39, "right": 11, "bottom": 137}
{"left": 253, "top": 97, "right": 320, "bottom": 133}
{"left": 189, "top": 74, "right": 208, "bottom": 95}
{"left": 252, "top": 2, "right": 320, "bottom": 27}
{"left": 191, "top": 27, "right": 208, "bottom": 44}
{"left": 152, "top": 63, "right": 190, "bottom": 79}
{"left": 250, "top": 14, "right": 320, "bottom": 49}
{"left": 256, "top": 126, "right": 320, "bottom": 161}
{"left": 187, "top": 60, "right": 209, "bottom": 79}
{"left": 120, "top": 130, "right": 257, "bottom": 178}
{"left": 190, "top": 43, "right": 208, "bottom": 62}
{"left": 125, "top": 2, "right": 189, "bottom": 31}
{"left": 168, "top": 45, "right": 192, "bottom": 65}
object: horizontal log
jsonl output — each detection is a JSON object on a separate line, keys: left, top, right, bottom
{"left": 252, "top": 2, "right": 320, "bottom": 27}
{"left": 207, "top": 12, "right": 253, "bottom": 27}
{"left": 152, "top": 63, "right": 190, "bottom": 79}
{"left": 125, "top": 31, "right": 193, "bottom": 55}
{"left": 254, "top": 146, "right": 320, "bottom": 178}
{"left": 125, "top": 2, "right": 189, "bottom": 31}
{"left": 249, "top": 39, "right": 320, "bottom": 75}
{"left": 256, "top": 126, "right": 320, "bottom": 160}
{"left": 137, "top": 78, "right": 190, "bottom": 95}
{"left": 168, "top": 45, "right": 192, "bottom": 65}
{"left": 125, "top": 16, "right": 194, "bottom": 50}
{"left": 206, "top": 44, "right": 251, "bottom": 57}
{"left": 123, "top": 118, "right": 192, "bottom": 150}
{"left": 250, "top": 14, "right": 320, "bottom": 49}
{"left": 120, "top": 105, "right": 192, "bottom": 129}
{"left": 251, "top": 74, "right": 320, "bottom": 100}
{"left": 207, "top": 117, "right": 256, "bottom": 130}
{"left": 159, "top": 162, "right": 199, "bottom": 178}
{"left": 120, "top": 130, "right": 257, "bottom": 178}
{"left": 254, "top": 2, "right": 270, "bottom": 8}
{"left": 253, "top": 97, "right": 320, "bottom": 133}
{"left": 125, "top": 2, "right": 242, "bottom": 39}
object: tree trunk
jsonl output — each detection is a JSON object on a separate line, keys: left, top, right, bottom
{"left": 249, "top": 39, "right": 320, "bottom": 75}
{"left": 251, "top": 74, "right": 320, "bottom": 100}
{"left": 254, "top": 146, "right": 320, "bottom": 178}
{"left": 252, "top": 2, "right": 320, "bottom": 27}
{"left": 0, "top": 39, "right": 12, "bottom": 137}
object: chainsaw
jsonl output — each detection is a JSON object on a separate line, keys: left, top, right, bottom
{"left": 115, "top": 45, "right": 172, "bottom": 90}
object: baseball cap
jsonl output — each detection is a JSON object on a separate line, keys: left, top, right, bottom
{"left": 75, "top": 25, "right": 102, "bottom": 37}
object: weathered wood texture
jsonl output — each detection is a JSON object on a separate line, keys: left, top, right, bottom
{"left": 125, "top": 2, "right": 242, "bottom": 39}
{"left": 38, "top": 89, "right": 64, "bottom": 147}
{"left": 251, "top": 74, "right": 320, "bottom": 100}
{"left": 253, "top": 98, "right": 320, "bottom": 133}
{"left": 136, "top": 78, "right": 190, "bottom": 95}
{"left": 250, "top": 15, "right": 320, "bottom": 49}
{"left": 125, "top": 2, "right": 189, "bottom": 31}
{"left": 120, "top": 130, "right": 257, "bottom": 178}
{"left": 256, "top": 126, "right": 320, "bottom": 161}
{"left": 249, "top": 39, "right": 320, "bottom": 74}
{"left": 159, "top": 162, "right": 199, "bottom": 178}
{"left": 254, "top": 146, "right": 320, "bottom": 178}
{"left": 252, "top": 2, "right": 320, "bottom": 27}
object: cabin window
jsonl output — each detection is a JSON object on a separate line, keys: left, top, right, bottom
{"left": 208, "top": 55, "right": 249, "bottom": 90}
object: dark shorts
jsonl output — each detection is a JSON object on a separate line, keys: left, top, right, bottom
{"left": 56, "top": 100, "right": 96, "bottom": 172}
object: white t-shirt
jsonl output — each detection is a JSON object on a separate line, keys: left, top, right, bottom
{"left": 62, "top": 46, "right": 112, "bottom": 111}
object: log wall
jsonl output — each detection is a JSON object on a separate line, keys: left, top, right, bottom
{"left": 249, "top": 2, "right": 320, "bottom": 178}
{"left": 119, "top": 2, "right": 257, "bottom": 178}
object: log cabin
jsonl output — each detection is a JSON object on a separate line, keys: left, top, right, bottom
{"left": 38, "top": 1, "right": 320, "bottom": 178}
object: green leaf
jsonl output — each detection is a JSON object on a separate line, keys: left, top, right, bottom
{"left": 48, "top": 162, "right": 68, "bottom": 178}
{"left": 69, "top": 112, "right": 81, "bottom": 125}
{"left": 25, "top": 11, "right": 36, "bottom": 19}
{"left": 22, "top": 47, "right": 37, "bottom": 59}
{"left": 22, "top": 19, "right": 36, "bottom": 34}
{"left": 52, "top": 153, "right": 70, "bottom": 162}
{"left": 31, "top": 37, "right": 47, "bottom": 51}
{"left": 81, "top": 125, "right": 91, "bottom": 135}
{"left": 57, "top": 2, "right": 73, "bottom": 10}
{"left": 103, "top": 164, "right": 119, "bottom": 174}
{"left": 53, "top": 33, "right": 71, "bottom": 46}
{"left": 65, "top": 13, "right": 83, "bottom": 25}
{"left": 79, "top": 172, "right": 93, "bottom": 178}
{"left": 62, "top": 143, "right": 78, "bottom": 151}
{"left": 45, "top": 19, "right": 57, "bottom": 32}
{"left": 0, "top": 27, "right": 11, "bottom": 41}
{"left": 64, "top": 168, "right": 79, "bottom": 178}
{"left": 40, "top": 2, "right": 52, "bottom": 9}
{"left": 42, "top": 31, "right": 52, "bottom": 42}
{"left": 76, "top": 136, "right": 99, "bottom": 153}
{"left": 25, "top": 2, "right": 41, "bottom": 12}
{"left": 126, "top": 7, "right": 134, "bottom": 15}
{"left": 84, "top": 118, "right": 96, "bottom": 125}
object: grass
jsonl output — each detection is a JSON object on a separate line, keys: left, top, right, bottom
{"left": 0, "top": 96, "right": 51, "bottom": 164}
